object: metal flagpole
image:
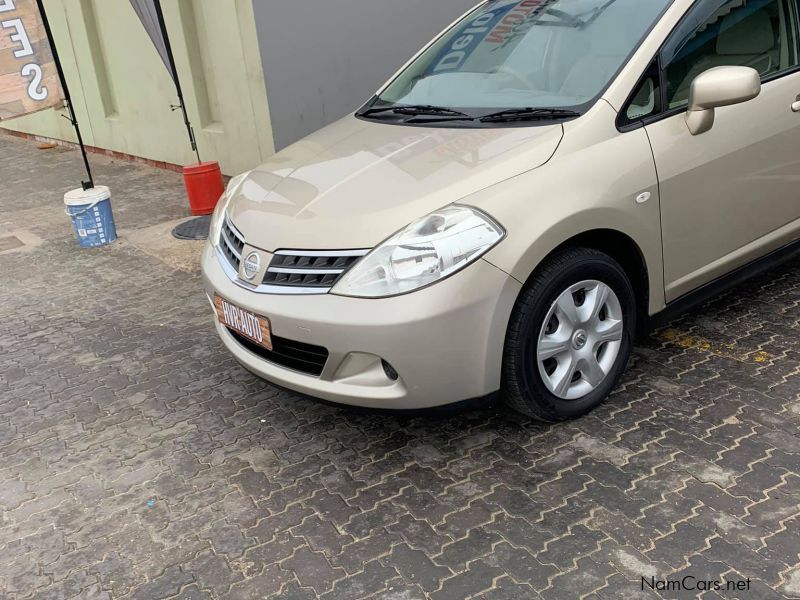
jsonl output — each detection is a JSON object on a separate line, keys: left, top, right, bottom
{"left": 35, "top": 0, "right": 94, "bottom": 190}
{"left": 151, "top": 0, "right": 201, "bottom": 164}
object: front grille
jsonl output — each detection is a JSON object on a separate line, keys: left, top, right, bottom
{"left": 217, "top": 216, "right": 369, "bottom": 293}
{"left": 263, "top": 250, "right": 369, "bottom": 290}
{"left": 227, "top": 329, "right": 329, "bottom": 376}
{"left": 220, "top": 217, "right": 245, "bottom": 271}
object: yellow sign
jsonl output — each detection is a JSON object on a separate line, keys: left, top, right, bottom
{"left": 0, "top": 0, "right": 64, "bottom": 120}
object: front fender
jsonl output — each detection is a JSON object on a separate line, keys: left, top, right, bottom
{"left": 465, "top": 110, "right": 665, "bottom": 315}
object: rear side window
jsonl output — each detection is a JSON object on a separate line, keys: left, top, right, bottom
{"left": 661, "top": 0, "right": 800, "bottom": 110}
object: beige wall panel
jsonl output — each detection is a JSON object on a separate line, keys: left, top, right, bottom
{"left": 2, "top": 0, "right": 273, "bottom": 175}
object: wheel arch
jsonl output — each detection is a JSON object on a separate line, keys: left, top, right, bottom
{"left": 498, "top": 226, "right": 659, "bottom": 333}
{"left": 547, "top": 229, "right": 651, "bottom": 333}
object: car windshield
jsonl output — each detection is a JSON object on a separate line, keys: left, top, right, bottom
{"left": 365, "top": 0, "right": 672, "bottom": 121}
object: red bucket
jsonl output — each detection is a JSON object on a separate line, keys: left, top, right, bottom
{"left": 183, "top": 162, "right": 224, "bottom": 216}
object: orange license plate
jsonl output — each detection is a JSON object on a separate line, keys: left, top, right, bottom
{"left": 214, "top": 295, "right": 273, "bottom": 351}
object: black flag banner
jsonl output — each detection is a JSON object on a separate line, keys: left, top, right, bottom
{"left": 129, "top": 0, "right": 199, "bottom": 161}
{"left": 128, "top": 0, "right": 173, "bottom": 81}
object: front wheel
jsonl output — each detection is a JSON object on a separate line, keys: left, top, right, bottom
{"left": 502, "top": 248, "right": 636, "bottom": 422}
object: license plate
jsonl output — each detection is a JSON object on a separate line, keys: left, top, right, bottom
{"left": 214, "top": 295, "right": 273, "bottom": 351}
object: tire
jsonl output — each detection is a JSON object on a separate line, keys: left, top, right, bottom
{"left": 502, "top": 247, "right": 636, "bottom": 422}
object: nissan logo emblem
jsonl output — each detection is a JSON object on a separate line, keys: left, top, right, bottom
{"left": 242, "top": 252, "right": 261, "bottom": 281}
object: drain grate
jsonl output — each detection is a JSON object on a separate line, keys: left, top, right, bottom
{"left": 172, "top": 216, "right": 210, "bottom": 241}
{"left": 0, "top": 235, "right": 24, "bottom": 253}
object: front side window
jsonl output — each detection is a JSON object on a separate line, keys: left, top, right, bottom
{"left": 624, "top": 60, "right": 662, "bottom": 123}
{"left": 662, "top": 0, "right": 800, "bottom": 110}
{"left": 364, "top": 0, "right": 672, "bottom": 122}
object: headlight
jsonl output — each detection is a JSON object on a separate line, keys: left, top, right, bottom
{"left": 332, "top": 205, "right": 504, "bottom": 298}
{"left": 209, "top": 172, "right": 248, "bottom": 243}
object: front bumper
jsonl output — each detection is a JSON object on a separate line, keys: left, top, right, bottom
{"left": 201, "top": 243, "right": 521, "bottom": 409}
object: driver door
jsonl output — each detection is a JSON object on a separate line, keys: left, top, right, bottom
{"left": 644, "top": 0, "right": 800, "bottom": 302}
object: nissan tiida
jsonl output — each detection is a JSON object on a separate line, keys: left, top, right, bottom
{"left": 202, "top": 0, "right": 800, "bottom": 421}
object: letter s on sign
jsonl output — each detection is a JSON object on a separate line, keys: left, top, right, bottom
{"left": 0, "top": 0, "right": 15, "bottom": 13}
{"left": 22, "top": 64, "right": 48, "bottom": 101}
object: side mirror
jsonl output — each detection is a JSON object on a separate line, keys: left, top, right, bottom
{"left": 685, "top": 66, "right": 761, "bottom": 135}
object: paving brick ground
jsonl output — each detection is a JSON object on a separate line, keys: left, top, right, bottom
{"left": 1, "top": 133, "right": 799, "bottom": 599}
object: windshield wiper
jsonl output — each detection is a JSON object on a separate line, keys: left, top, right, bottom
{"left": 479, "top": 108, "right": 581, "bottom": 123}
{"left": 360, "top": 104, "right": 473, "bottom": 119}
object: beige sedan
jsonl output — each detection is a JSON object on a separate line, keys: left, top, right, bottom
{"left": 202, "top": 0, "right": 800, "bottom": 421}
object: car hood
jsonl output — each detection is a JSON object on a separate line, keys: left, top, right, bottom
{"left": 228, "top": 115, "right": 563, "bottom": 251}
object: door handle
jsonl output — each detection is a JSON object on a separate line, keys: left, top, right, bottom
{"left": 793, "top": 95, "right": 800, "bottom": 112}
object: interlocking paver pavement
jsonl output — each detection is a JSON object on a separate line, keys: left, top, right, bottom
{"left": 1, "top": 133, "right": 799, "bottom": 599}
